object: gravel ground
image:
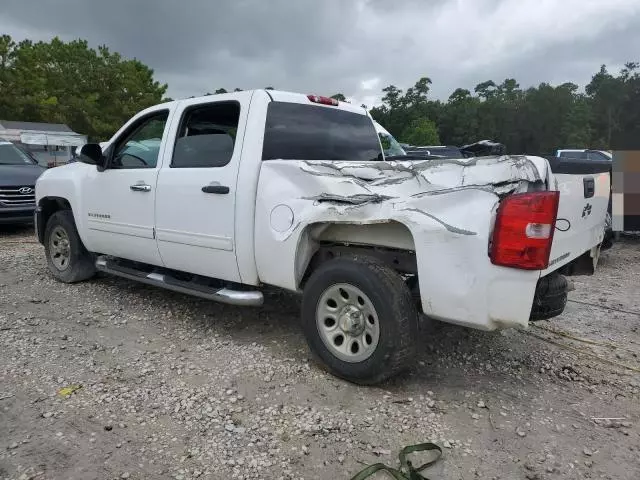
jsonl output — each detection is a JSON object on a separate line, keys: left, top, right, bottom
{"left": 1, "top": 225, "right": 639, "bottom": 480}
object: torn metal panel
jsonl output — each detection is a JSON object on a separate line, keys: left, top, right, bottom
{"left": 299, "top": 154, "right": 547, "bottom": 193}
{"left": 303, "top": 193, "right": 394, "bottom": 205}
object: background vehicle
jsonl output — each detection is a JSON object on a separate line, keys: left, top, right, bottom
{"left": 403, "top": 145, "right": 464, "bottom": 159}
{"left": 556, "top": 149, "right": 612, "bottom": 161}
{"left": 34, "top": 90, "right": 610, "bottom": 384}
{"left": 402, "top": 140, "right": 506, "bottom": 159}
{"left": 0, "top": 140, "right": 45, "bottom": 224}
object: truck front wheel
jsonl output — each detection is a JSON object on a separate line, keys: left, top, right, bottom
{"left": 301, "top": 256, "right": 418, "bottom": 385}
{"left": 44, "top": 210, "right": 96, "bottom": 283}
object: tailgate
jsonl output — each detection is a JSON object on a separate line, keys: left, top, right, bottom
{"left": 543, "top": 159, "right": 611, "bottom": 274}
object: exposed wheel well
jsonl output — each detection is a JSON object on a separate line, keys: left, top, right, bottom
{"left": 296, "top": 221, "right": 418, "bottom": 289}
{"left": 37, "top": 197, "right": 72, "bottom": 243}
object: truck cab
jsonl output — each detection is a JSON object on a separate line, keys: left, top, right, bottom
{"left": 34, "top": 90, "right": 610, "bottom": 385}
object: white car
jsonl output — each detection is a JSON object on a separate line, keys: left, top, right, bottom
{"left": 34, "top": 90, "right": 610, "bottom": 384}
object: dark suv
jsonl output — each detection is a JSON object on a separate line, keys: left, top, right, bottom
{"left": 0, "top": 141, "right": 45, "bottom": 224}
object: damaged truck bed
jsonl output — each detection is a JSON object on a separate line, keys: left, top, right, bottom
{"left": 256, "top": 152, "right": 609, "bottom": 331}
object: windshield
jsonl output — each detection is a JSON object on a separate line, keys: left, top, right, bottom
{"left": 0, "top": 143, "right": 37, "bottom": 165}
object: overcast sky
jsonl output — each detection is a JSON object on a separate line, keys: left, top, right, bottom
{"left": 1, "top": 0, "right": 639, "bottom": 106}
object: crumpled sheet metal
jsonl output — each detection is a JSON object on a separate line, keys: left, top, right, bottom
{"left": 261, "top": 155, "right": 547, "bottom": 241}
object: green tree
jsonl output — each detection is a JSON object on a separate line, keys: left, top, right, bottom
{"left": 0, "top": 35, "right": 167, "bottom": 141}
{"left": 439, "top": 88, "right": 481, "bottom": 146}
{"left": 403, "top": 77, "right": 432, "bottom": 107}
{"left": 400, "top": 118, "right": 440, "bottom": 146}
{"left": 611, "top": 63, "right": 640, "bottom": 149}
{"left": 0, "top": 35, "right": 17, "bottom": 116}
{"left": 330, "top": 93, "right": 347, "bottom": 102}
{"left": 585, "top": 63, "right": 640, "bottom": 149}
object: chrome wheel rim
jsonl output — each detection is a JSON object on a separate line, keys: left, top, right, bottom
{"left": 316, "top": 283, "right": 380, "bottom": 363}
{"left": 49, "top": 226, "right": 71, "bottom": 271}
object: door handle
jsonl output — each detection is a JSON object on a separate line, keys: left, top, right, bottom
{"left": 202, "top": 185, "right": 230, "bottom": 194}
{"left": 130, "top": 184, "right": 151, "bottom": 192}
{"left": 583, "top": 177, "right": 595, "bottom": 198}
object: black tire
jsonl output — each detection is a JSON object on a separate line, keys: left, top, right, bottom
{"left": 529, "top": 273, "right": 568, "bottom": 321}
{"left": 301, "top": 256, "right": 418, "bottom": 385}
{"left": 601, "top": 212, "right": 614, "bottom": 251}
{"left": 44, "top": 209, "right": 96, "bottom": 283}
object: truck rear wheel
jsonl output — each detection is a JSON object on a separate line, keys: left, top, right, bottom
{"left": 301, "top": 256, "right": 418, "bottom": 385}
{"left": 44, "top": 210, "right": 96, "bottom": 283}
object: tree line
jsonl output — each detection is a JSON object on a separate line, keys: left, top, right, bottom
{"left": 364, "top": 64, "right": 640, "bottom": 153}
{"left": 0, "top": 35, "right": 637, "bottom": 151}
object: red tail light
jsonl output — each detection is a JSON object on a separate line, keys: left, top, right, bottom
{"left": 490, "top": 191, "right": 560, "bottom": 270}
{"left": 307, "top": 94, "right": 339, "bottom": 106}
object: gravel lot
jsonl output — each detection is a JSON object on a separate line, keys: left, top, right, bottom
{"left": 1, "top": 225, "right": 639, "bottom": 480}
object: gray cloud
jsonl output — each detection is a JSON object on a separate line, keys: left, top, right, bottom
{"left": 0, "top": 0, "right": 638, "bottom": 105}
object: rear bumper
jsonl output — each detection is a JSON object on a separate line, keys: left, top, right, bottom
{"left": 0, "top": 205, "right": 36, "bottom": 224}
{"left": 418, "top": 253, "right": 541, "bottom": 331}
{"left": 422, "top": 268, "right": 570, "bottom": 330}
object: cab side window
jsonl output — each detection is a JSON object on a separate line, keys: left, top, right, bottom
{"left": 171, "top": 101, "right": 241, "bottom": 168}
{"left": 110, "top": 111, "right": 169, "bottom": 169}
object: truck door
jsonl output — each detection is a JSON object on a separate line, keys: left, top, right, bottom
{"left": 82, "top": 107, "right": 173, "bottom": 265}
{"left": 154, "top": 92, "right": 253, "bottom": 282}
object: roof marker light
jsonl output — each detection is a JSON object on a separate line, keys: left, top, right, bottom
{"left": 307, "top": 95, "right": 339, "bottom": 106}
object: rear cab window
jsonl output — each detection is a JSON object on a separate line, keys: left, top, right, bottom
{"left": 262, "top": 102, "right": 382, "bottom": 161}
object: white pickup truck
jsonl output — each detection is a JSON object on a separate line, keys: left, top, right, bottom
{"left": 34, "top": 90, "right": 610, "bottom": 384}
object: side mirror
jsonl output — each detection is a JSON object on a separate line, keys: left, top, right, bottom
{"left": 79, "top": 144, "right": 106, "bottom": 168}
